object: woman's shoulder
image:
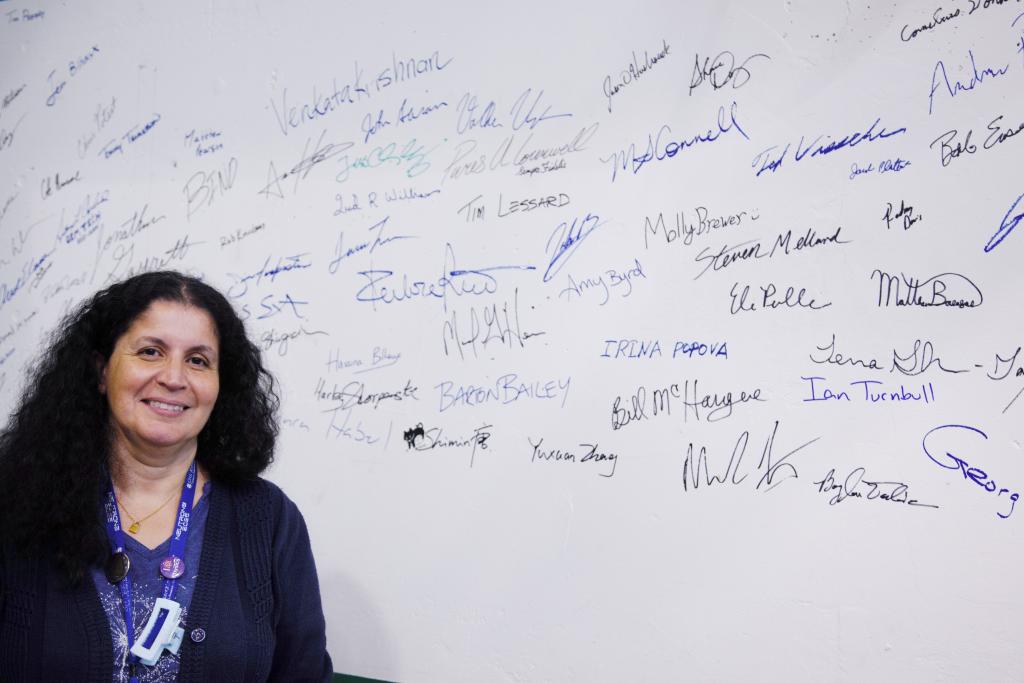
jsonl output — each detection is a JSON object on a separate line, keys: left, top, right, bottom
{"left": 213, "top": 477, "right": 315, "bottom": 570}
{"left": 218, "top": 475, "right": 285, "bottom": 498}
{"left": 215, "top": 476, "right": 305, "bottom": 524}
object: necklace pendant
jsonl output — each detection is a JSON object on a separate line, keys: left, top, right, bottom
{"left": 128, "top": 521, "right": 141, "bottom": 534}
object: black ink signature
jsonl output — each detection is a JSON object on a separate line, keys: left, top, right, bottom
{"left": 682, "top": 421, "right": 817, "bottom": 493}
{"left": 813, "top": 467, "right": 939, "bottom": 508}
{"left": 689, "top": 51, "right": 770, "bottom": 95}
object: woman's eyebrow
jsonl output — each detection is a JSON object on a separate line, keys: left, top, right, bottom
{"left": 135, "top": 336, "right": 218, "bottom": 356}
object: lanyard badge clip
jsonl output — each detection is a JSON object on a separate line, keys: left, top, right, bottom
{"left": 107, "top": 461, "right": 198, "bottom": 670}
{"left": 130, "top": 597, "right": 185, "bottom": 666}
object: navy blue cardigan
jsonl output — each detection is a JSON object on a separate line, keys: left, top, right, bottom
{"left": 0, "top": 478, "right": 333, "bottom": 681}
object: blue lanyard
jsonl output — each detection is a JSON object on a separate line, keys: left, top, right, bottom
{"left": 104, "top": 460, "right": 198, "bottom": 677}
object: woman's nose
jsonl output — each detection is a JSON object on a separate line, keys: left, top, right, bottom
{"left": 156, "top": 359, "right": 188, "bottom": 389}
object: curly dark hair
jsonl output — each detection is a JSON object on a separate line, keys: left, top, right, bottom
{"left": 0, "top": 271, "right": 279, "bottom": 584}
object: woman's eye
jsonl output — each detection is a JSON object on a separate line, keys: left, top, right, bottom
{"left": 188, "top": 356, "right": 209, "bottom": 367}
{"left": 139, "top": 348, "right": 160, "bottom": 357}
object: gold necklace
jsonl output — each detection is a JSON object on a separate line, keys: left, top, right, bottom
{"left": 117, "top": 488, "right": 179, "bottom": 534}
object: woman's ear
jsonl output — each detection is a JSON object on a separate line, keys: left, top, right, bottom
{"left": 94, "top": 352, "right": 107, "bottom": 394}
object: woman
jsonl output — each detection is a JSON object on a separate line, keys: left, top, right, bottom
{"left": 0, "top": 271, "right": 333, "bottom": 681}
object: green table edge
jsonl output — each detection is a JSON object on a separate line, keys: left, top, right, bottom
{"left": 333, "top": 673, "right": 396, "bottom": 683}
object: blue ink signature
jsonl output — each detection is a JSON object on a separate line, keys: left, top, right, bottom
{"left": 929, "top": 50, "right": 1009, "bottom": 115}
{"left": 355, "top": 243, "right": 535, "bottom": 310}
{"left": 455, "top": 93, "right": 503, "bottom": 135}
{"left": 1015, "top": 13, "right": 1024, "bottom": 66}
{"left": 1, "top": 249, "right": 55, "bottom": 311}
{"left": 543, "top": 213, "right": 604, "bottom": 282}
{"left": 509, "top": 88, "right": 572, "bottom": 131}
{"left": 328, "top": 216, "right": 415, "bottom": 274}
{"left": 984, "top": 192, "right": 1024, "bottom": 252}
{"left": 753, "top": 117, "right": 906, "bottom": 177}
{"left": 922, "top": 423, "right": 1019, "bottom": 519}
{"left": 601, "top": 102, "right": 748, "bottom": 182}
{"left": 238, "top": 292, "right": 311, "bottom": 322}
{"left": 227, "top": 254, "right": 313, "bottom": 298}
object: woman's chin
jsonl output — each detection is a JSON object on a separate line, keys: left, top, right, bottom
{"left": 115, "top": 429, "right": 200, "bottom": 458}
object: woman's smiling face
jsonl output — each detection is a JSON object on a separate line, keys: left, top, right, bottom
{"left": 100, "top": 300, "right": 220, "bottom": 461}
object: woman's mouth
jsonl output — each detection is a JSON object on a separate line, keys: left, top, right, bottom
{"left": 144, "top": 399, "right": 188, "bottom": 414}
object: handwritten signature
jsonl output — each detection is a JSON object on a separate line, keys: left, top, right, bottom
{"left": 922, "top": 424, "right": 1019, "bottom": 519}
{"left": 813, "top": 467, "right": 938, "bottom": 508}
{"left": 543, "top": 213, "right": 603, "bottom": 282}
{"left": 984, "top": 191, "right": 1024, "bottom": 253}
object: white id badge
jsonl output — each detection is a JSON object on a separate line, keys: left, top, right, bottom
{"left": 130, "top": 597, "right": 185, "bottom": 666}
